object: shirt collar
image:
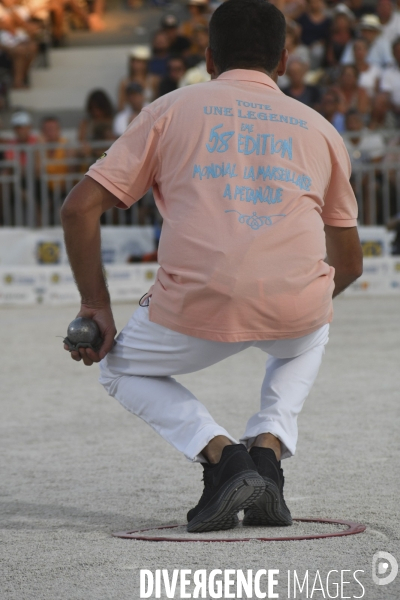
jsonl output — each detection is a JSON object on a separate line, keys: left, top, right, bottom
{"left": 216, "top": 69, "right": 281, "bottom": 92}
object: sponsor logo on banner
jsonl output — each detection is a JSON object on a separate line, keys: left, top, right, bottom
{"left": 145, "top": 269, "right": 156, "bottom": 281}
{"left": 361, "top": 240, "right": 383, "bottom": 257}
{"left": 36, "top": 242, "right": 61, "bottom": 264}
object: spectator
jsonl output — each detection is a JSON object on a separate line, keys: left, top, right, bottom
{"left": 36, "top": 116, "right": 70, "bottom": 223}
{"left": 4, "top": 110, "right": 38, "bottom": 222}
{"left": 380, "top": 37, "right": 400, "bottom": 125}
{"left": 319, "top": 88, "right": 346, "bottom": 133}
{"left": 0, "top": 0, "right": 38, "bottom": 88}
{"left": 181, "top": 0, "right": 209, "bottom": 52}
{"left": 186, "top": 23, "right": 209, "bottom": 67}
{"left": 277, "top": 20, "right": 310, "bottom": 88}
{"left": 5, "top": 110, "right": 38, "bottom": 166}
{"left": 324, "top": 10, "right": 355, "bottom": 71}
{"left": 334, "top": 64, "right": 370, "bottom": 116}
{"left": 160, "top": 14, "right": 191, "bottom": 56}
{"left": 113, "top": 82, "right": 144, "bottom": 137}
{"left": 341, "top": 14, "right": 393, "bottom": 69}
{"left": 157, "top": 55, "right": 186, "bottom": 97}
{"left": 87, "top": 0, "right": 106, "bottom": 32}
{"left": 117, "top": 45, "right": 155, "bottom": 110}
{"left": 296, "top": 0, "right": 331, "bottom": 68}
{"left": 148, "top": 30, "right": 170, "bottom": 79}
{"left": 369, "top": 91, "right": 397, "bottom": 131}
{"left": 48, "top": 0, "right": 94, "bottom": 46}
{"left": 377, "top": 0, "right": 400, "bottom": 45}
{"left": 78, "top": 89, "right": 114, "bottom": 161}
{"left": 282, "top": 57, "right": 321, "bottom": 107}
{"left": 344, "top": 109, "right": 386, "bottom": 224}
{"left": 353, "top": 38, "right": 382, "bottom": 97}
{"left": 179, "top": 59, "right": 210, "bottom": 86}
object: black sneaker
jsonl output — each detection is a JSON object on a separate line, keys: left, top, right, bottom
{"left": 242, "top": 447, "right": 292, "bottom": 526}
{"left": 187, "top": 444, "right": 265, "bottom": 533}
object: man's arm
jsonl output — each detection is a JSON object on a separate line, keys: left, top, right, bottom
{"left": 324, "top": 225, "right": 363, "bottom": 297}
{"left": 60, "top": 176, "right": 119, "bottom": 366}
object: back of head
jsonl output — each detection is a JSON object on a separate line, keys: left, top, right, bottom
{"left": 209, "top": 0, "right": 286, "bottom": 74}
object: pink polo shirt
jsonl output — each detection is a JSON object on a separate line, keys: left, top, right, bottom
{"left": 88, "top": 69, "right": 358, "bottom": 342}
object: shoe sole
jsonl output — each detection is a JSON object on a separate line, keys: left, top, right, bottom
{"left": 187, "top": 471, "right": 265, "bottom": 533}
{"left": 242, "top": 478, "right": 293, "bottom": 527}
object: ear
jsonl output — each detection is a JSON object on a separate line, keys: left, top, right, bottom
{"left": 206, "top": 47, "right": 218, "bottom": 79}
{"left": 276, "top": 48, "right": 289, "bottom": 77}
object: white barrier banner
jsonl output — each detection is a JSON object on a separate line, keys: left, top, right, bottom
{"left": 0, "top": 264, "right": 157, "bottom": 306}
{"left": 0, "top": 227, "right": 155, "bottom": 266}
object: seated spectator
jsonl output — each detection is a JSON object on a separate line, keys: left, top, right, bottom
{"left": 296, "top": 0, "right": 332, "bottom": 68}
{"left": 117, "top": 45, "right": 155, "bottom": 110}
{"left": 160, "top": 14, "right": 191, "bottom": 57}
{"left": 179, "top": 59, "right": 210, "bottom": 86}
{"left": 344, "top": 109, "right": 386, "bottom": 224}
{"left": 5, "top": 110, "right": 38, "bottom": 167}
{"left": 282, "top": 57, "right": 321, "bottom": 108}
{"left": 325, "top": 10, "right": 355, "bottom": 70}
{"left": 148, "top": 30, "right": 170, "bottom": 79}
{"left": 157, "top": 55, "right": 186, "bottom": 97}
{"left": 186, "top": 23, "right": 208, "bottom": 67}
{"left": 4, "top": 110, "right": 38, "bottom": 222}
{"left": 377, "top": 0, "right": 400, "bottom": 46}
{"left": 319, "top": 88, "right": 346, "bottom": 133}
{"left": 86, "top": 0, "right": 106, "bottom": 32}
{"left": 369, "top": 91, "right": 397, "bottom": 131}
{"left": 113, "top": 82, "right": 144, "bottom": 137}
{"left": 0, "top": 0, "right": 38, "bottom": 88}
{"left": 180, "top": 0, "right": 209, "bottom": 52}
{"left": 380, "top": 37, "right": 400, "bottom": 125}
{"left": 78, "top": 89, "right": 115, "bottom": 161}
{"left": 36, "top": 116, "right": 70, "bottom": 222}
{"left": 353, "top": 38, "right": 382, "bottom": 97}
{"left": 277, "top": 20, "right": 310, "bottom": 88}
{"left": 47, "top": 0, "right": 95, "bottom": 46}
{"left": 333, "top": 64, "right": 370, "bottom": 116}
{"left": 341, "top": 14, "right": 393, "bottom": 69}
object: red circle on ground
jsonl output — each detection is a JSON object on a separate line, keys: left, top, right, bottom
{"left": 112, "top": 517, "right": 366, "bottom": 542}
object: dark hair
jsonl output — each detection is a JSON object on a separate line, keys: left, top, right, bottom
{"left": 209, "top": 0, "right": 286, "bottom": 73}
{"left": 86, "top": 89, "right": 114, "bottom": 119}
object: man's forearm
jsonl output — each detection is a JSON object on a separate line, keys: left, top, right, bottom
{"left": 62, "top": 210, "right": 109, "bottom": 306}
{"left": 332, "top": 271, "right": 359, "bottom": 298}
{"left": 61, "top": 177, "right": 118, "bottom": 306}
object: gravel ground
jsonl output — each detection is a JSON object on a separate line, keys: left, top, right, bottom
{"left": 1, "top": 297, "right": 399, "bottom": 599}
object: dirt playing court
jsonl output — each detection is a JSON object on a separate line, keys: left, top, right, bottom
{"left": 1, "top": 296, "right": 399, "bottom": 599}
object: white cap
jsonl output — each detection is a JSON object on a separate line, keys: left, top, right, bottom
{"left": 129, "top": 45, "right": 151, "bottom": 60}
{"left": 359, "top": 14, "right": 382, "bottom": 31}
{"left": 11, "top": 111, "right": 32, "bottom": 127}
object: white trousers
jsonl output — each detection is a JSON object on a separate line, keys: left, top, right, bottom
{"left": 99, "top": 306, "right": 329, "bottom": 462}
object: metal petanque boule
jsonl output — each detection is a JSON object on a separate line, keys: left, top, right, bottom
{"left": 63, "top": 317, "right": 102, "bottom": 352}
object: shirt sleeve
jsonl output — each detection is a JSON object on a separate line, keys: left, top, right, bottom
{"left": 87, "top": 108, "right": 159, "bottom": 209}
{"left": 321, "top": 138, "right": 358, "bottom": 227}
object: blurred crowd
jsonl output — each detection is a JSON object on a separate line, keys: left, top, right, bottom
{"left": 1, "top": 0, "right": 400, "bottom": 234}
{"left": 0, "top": 0, "right": 105, "bottom": 89}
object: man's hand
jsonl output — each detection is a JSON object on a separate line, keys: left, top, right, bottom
{"left": 64, "top": 303, "right": 117, "bottom": 366}
{"left": 61, "top": 176, "right": 120, "bottom": 366}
